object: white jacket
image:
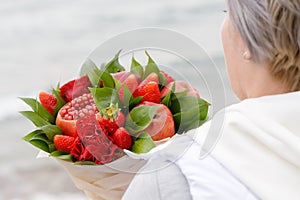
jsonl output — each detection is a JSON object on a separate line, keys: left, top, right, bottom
{"left": 123, "top": 91, "right": 300, "bottom": 200}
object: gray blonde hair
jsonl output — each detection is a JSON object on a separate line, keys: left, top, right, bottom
{"left": 227, "top": 0, "right": 300, "bottom": 91}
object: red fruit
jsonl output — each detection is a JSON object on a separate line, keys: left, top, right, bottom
{"left": 39, "top": 91, "right": 57, "bottom": 115}
{"left": 56, "top": 93, "right": 99, "bottom": 137}
{"left": 70, "top": 137, "right": 94, "bottom": 161}
{"left": 133, "top": 73, "right": 160, "bottom": 103}
{"left": 134, "top": 81, "right": 161, "bottom": 104}
{"left": 161, "top": 81, "right": 200, "bottom": 98}
{"left": 60, "top": 75, "right": 91, "bottom": 102}
{"left": 136, "top": 73, "right": 159, "bottom": 90}
{"left": 118, "top": 74, "right": 140, "bottom": 103}
{"left": 112, "top": 127, "right": 132, "bottom": 149}
{"left": 54, "top": 135, "right": 76, "bottom": 153}
{"left": 76, "top": 115, "right": 124, "bottom": 164}
{"left": 138, "top": 101, "right": 175, "bottom": 141}
{"left": 96, "top": 104, "right": 125, "bottom": 134}
{"left": 112, "top": 71, "right": 132, "bottom": 82}
{"left": 160, "top": 70, "right": 174, "bottom": 85}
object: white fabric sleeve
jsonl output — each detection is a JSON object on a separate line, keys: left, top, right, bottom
{"left": 122, "top": 159, "right": 192, "bottom": 200}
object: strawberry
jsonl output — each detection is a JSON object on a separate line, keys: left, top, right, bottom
{"left": 39, "top": 91, "right": 57, "bottom": 115}
{"left": 112, "top": 127, "right": 132, "bottom": 149}
{"left": 96, "top": 104, "right": 125, "bottom": 134}
{"left": 54, "top": 135, "right": 76, "bottom": 153}
{"left": 133, "top": 73, "right": 161, "bottom": 103}
{"left": 60, "top": 75, "right": 91, "bottom": 102}
{"left": 134, "top": 81, "right": 161, "bottom": 104}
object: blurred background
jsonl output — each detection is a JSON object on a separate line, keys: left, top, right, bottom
{"left": 0, "top": 0, "right": 238, "bottom": 199}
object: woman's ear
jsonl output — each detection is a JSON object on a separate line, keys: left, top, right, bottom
{"left": 242, "top": 51, "right": 252, "bottom": 61}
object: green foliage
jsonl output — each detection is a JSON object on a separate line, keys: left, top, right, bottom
{"left": 101, "top": 50, "right": 126, "bottom": 73}
{"left": 131, "top": 132, "right": 156, "bottom": 154}
{"left": 125, "top": 105, "right": 159, "bottom": 134}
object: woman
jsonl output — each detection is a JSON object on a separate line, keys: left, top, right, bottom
{"left": 123, "top": 0, "right": 300, "bottom": 199}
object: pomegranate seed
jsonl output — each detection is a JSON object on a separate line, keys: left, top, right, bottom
{"left": 82, "top": 108, "right": 88, "bottom": 114}
{"left": 82, "top": 96, "right": 88, "bottom": 101}
{"left": 79, "top": 112, "right": 85, "bottom": 118}
{"left": 60, "top": 93, "right": 99, "bottom": 121}
{"left": 88, "top": 110, "right": 94, "bottom": 115}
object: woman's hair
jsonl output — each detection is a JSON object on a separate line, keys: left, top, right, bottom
{"left": 227, "top": 0, "right": 300, "bottom": 91}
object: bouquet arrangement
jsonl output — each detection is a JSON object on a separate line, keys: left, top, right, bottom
{"left": 20, "top": 50, "right": 210, "bottom": 199}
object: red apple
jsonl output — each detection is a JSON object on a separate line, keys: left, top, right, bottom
{"left": 138, "top": 101, "right": 175, "bottom": 141}
{"left": 161, "top": 80, "right": 200, "bottom": 98}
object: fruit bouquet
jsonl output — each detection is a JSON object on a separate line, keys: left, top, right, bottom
{"left": 20, "top": 50, "right": 210, "bottom": 200}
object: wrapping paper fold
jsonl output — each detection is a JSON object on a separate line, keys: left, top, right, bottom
{"left": 55, "top": 156, "right": 147, "bottom": 200}
{"left": 43, "top": 137, "right": 173, "bottom": 200}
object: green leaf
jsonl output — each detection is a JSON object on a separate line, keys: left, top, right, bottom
{"left": 50, "top": 151, "right": 73, "bottom": 161}
{"left": 52, "top": 85, "right": 66, "bottom": 117}
{"left": 87, "top": 68, "right": 101, "bottom": 87}
{"left": 172, "top": 90, "right": 189, "bottom": 100}
{"left": 102, "top": 50, "right": 125, "bottom": 73}
{"left": 158, "top": 73, "right": 167, "bottom": 88}
{"left": 96, "top": 70, "right": 115, "bottom": 88}
{"left": 19, "top": 97, "right": 55, "bottom": 124}
{"left": 23, "top": 130, "right": 46, "bottom": 142}
{"left": 143, "top": 51, "right": 160, "bottom": 79}
{"left": 173, "top": 108, "right": 201, "bottom": 132}
{"left": 89, "top": 87, "right": 119, "bottom": 110}
{"left": 161, "top": 91, "right": 173, "bottom": 108}
{"left": 143, "top": 51, "right": 167, "bottom": 86}
{"left": 80, "top": 58, "right": 98, "bottom": 77}
{"left": 23, "top": 130, "right": 41, "bottom": 141}
{"left": 23, "top": 130, "right": 51, "bottom": 152}
{"left": 125, "top": 105, "right": 159, "bottom": 134}
{"left": 171, "top": 97, "right": 210, "bottom": 133}
{"left": 198, "top": 98, "right": 210, "bottom": 120}
{"left": 39, "top": 124, "right": 63, "bottom": 141}
{"left": 114, "top": 78, "right": 122, "bottom": 91}
{"left": 160, "top": 83, "right": 176, "bottom": 107}
{"left": 122, "top": 84, "right": 132, "bottom": 108}
{"left": 74, "top": 161, "right": 97, "bottom": 165}
{"left": 131, "top": 132, "right": 156, "bottom": 154}
{"left": 86, "top": 67, "right": 116, "bottom": 88}
{"left": 129, "top": 96, "right": 143, "bottom": 110}
{"left": 171, "top": 96, "right": 209, "bottom": 114}
{"left": 130, "top": 56, "right": 143, "bottom": 78}
{"left": 29, "top": 140, "right": 50, "bottom": 152}
{"left": 20, "top": 111, "right": 50, "bottom": 127}
{"left": 121, "top": 85, "right": 143, "bottom": 112}
{"left": 48, "top": 144, "right": 56, "bottom": 153}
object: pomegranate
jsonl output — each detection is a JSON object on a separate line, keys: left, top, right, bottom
{"left": 56, "top": 93, "right": 98, "bottom": 137}
{"left": 138, "top": 101, "right": 175, "bottom": 141}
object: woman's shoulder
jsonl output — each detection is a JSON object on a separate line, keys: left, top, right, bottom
{"left": 123, "top": 133, "right": 258, "bottom": 200}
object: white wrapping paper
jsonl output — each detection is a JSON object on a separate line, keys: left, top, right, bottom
{"left": 37, "top": 137, "right": 172, "bottom": 200}
{"left": 55, "top": 156, "right": 147, "bottom": 200}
